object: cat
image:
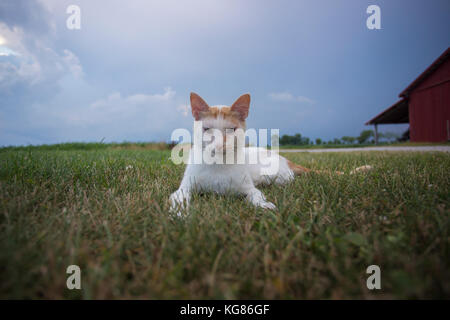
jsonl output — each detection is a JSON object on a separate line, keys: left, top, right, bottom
{"left": 169, "top": 92, "right": 371, "bottom": 215}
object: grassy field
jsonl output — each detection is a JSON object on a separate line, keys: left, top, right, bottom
{"left": 0, "top": 145, "right": 449, "bottom": 299}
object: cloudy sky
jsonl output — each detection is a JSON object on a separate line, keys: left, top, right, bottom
{"left": 0, "top": 0, "right": 449, "bottom": 146}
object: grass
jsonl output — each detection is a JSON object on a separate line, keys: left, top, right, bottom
{"left": 0, "top": 144, "right": 449, "bottom": 299}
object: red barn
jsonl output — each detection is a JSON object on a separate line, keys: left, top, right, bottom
{"left": 366, "top": 47, "right": 450, "bottom": 143}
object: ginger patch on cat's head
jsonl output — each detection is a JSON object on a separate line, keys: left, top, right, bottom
{"left": 190, "top": 92, "right": 250, "bottom": 128}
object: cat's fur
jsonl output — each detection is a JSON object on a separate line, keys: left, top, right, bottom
{"left": 169, "top": 93, "right": 370, "bottom": 215}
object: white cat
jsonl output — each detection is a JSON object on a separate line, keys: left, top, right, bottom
{"left": 170, "top": 93, "right": 370, "bottom": 215}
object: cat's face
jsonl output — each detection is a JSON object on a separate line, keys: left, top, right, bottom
{"left": 190, "top": 92, "right": 250, "bottom": 153}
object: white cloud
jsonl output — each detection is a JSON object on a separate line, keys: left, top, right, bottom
{"left": 0, "top": 46, "right": 19, "bottom": 56}
{"left": 0, "top": 22, "right": 84, "bottom": 91}
{"left": 55, "top": 87, "right": 185, "bottom": 134}
{"left": 128, "top": 87, "right": 175, "bottom": 103}
{"left": 62, "top": 49, "right": 84, "bottom": 78}
{"left": 269, "top": 92, "right": 315, "bottom": 104}
{"left": 90, "top": 87, "right": 175, "bottom": 110}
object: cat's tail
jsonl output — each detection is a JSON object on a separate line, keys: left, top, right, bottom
{"left": 287, "top": 160, "right": 372, "bottom": 176}
{"left": 349, "top": 165, "right": 373, "bottom": 175}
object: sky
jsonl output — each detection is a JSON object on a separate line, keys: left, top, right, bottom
{"left": 0, "top": 0, "right": 449, "bottom": 146}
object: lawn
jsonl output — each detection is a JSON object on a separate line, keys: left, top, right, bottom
{"left": 0, "top": 145, "right": 449, "bottom": 299}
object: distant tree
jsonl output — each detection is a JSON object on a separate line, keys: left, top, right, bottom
{"left": 280, "top": 135, "right": 290, "bottom": 145}
{"left": 381, "top": 132, "right": 400, "bottom": 142}
{"left": 341, "top": 136, "right": 356, "bottom": 144}
{"left": 303, "top": 137, "right": 310, "bottom": 145}
{"left": 280, "top": 133, "right": 311, "bottom": 146}
{"left": 333, "top": 138, "right": 341, "bottom": 144}
{"left": 315, "top": 138, "right": 322, "bottom": 145}
{"left": 357, "top": 130, "right": 374, "bottom": 144}
{"left": 280, "top": 134, "right": 300, "bottom": 145}
{"left": 292, "top": 133, "right": 302, "bottom": 145}
{"left": 341, "top": 136, "right": 350, "bottom": 144}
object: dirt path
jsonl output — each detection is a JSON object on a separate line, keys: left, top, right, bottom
{"left": 279, "top": 146, "right": 450, "bottom": 153}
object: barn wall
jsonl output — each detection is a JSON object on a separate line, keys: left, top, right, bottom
{"left": 409, "top": 58, "right": 450, "bottom": 142}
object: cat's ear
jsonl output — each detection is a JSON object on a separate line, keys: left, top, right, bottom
{"left": 190, "top": 92, "right": 210, "bottom": 120}
{"left": 230, "top": 93, "right": 250, "bottom": 121}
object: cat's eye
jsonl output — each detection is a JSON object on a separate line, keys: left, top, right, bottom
{"left": 203, "top": 127, "right": 210, "bottom": 131}
{"left": 227, "top": 127, "right": 237, "bottom": 131}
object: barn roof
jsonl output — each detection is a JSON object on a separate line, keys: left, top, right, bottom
{"left": 366, "top": 47, "right": 449, "bottom": 126}
{"left": 399, "top": 47, "right": 450, "bottom": 97}
{"left": 365, "top": 98, "right": 409, "bottom": 125}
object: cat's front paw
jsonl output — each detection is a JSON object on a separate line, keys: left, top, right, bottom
{"left": 169, "top": 205, "right": 188, "bottom": 218}
{"left": 169, "top": 190, "right": 190, "bottom": 216}
{"left": 172, "top": 209, "right": 187, "bottom": 218}
{"left": 257, "top": 201, "right": 277, "bottom": 210}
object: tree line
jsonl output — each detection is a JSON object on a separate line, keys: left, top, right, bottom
{"left": 279, "top": 130, "right": 400, "bottom": 146}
